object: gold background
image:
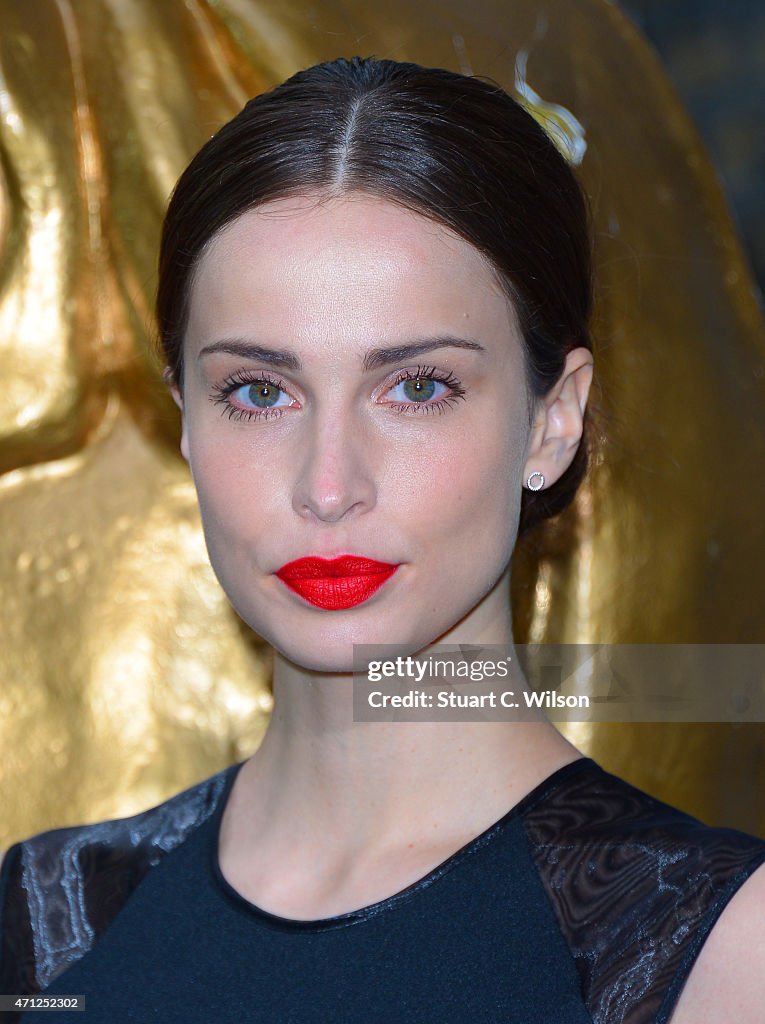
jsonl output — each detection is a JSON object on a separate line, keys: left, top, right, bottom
{"left": 1, "top": 0, "right": 764, "bottom": 848}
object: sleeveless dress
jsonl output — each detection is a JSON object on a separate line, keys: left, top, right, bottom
{"left": 2, "top": 756, "right": 764, "bottom": 1023}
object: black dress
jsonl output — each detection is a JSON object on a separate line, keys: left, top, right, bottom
{"left": 2, "top": 757, "right": 764, "bottom": 1022}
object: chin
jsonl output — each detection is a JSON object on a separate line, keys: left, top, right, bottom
{"left": 250, "top": 611, "right": 440, "bottom": 675}
{"left": 274, "top": 644, "right": 359, "bottom": 675}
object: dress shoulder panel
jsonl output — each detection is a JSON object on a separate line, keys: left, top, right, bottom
{"left": 519, "top": 761, "right": 765, "bottom": 1024}
{"left": 0, "top": 764, "right": 236, "bottom": 997}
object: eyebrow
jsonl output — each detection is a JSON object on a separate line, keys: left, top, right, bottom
{"left": 197, "top": 336, "right": 486, "bottom": 372}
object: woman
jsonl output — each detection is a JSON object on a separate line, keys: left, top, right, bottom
{"left": 2, "top": 55, "right": 764, "bottom": 1023}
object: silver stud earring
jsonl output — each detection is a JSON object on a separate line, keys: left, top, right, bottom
{"left": 526, "top": 471, "right": 545, "bottom": 491}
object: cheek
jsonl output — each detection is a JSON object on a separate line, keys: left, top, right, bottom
{"left": 187, "top": 436, "right": 276, "bottom": 556}
{"left": 393, "top": 417, "right": 523, "bottom": 549}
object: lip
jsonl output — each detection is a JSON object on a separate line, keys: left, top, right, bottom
{"left": 275, "top": 555, "right": 400, "bottom": 610}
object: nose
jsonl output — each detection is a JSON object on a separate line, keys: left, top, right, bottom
{"left": 292, "top": 405, "right": 377, "bottom": 524}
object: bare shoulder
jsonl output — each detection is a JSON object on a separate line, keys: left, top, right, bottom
{"left": 669, "top": 859, "right": 765, "bottom": 1023}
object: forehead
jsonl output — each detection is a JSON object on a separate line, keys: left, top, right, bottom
{"left": 185, "top": 193, "right": 517, "bottom": 352}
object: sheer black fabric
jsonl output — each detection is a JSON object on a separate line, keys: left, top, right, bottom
{"left": 519, "top": 761, "right": 765, "bottom": 1023}
{"left": 1, "top": 758, "right": 764, "bottom": 1023}
{"left": 0, "top": 768, "right": 230, "bottom": 1007}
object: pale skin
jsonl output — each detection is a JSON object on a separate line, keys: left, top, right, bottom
{"left": 169, "top": 192, "right": 587, "bottom": 914}
{"left": 158, "top": 192, "right": 762, "bottom": 1019}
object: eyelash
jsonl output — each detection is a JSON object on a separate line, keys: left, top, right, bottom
{"left": 210, "top": 369, "right": 295, "bottom": 422}
{"left": 209, "top": 365, "right": 467, "bottom": 423}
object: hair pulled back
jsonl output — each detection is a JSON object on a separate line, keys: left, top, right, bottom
{"left": 156, "top": 55, "right": 593, "bottom": 535}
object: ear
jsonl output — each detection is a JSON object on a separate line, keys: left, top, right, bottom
{"left": 523, "top": 347, "right": 593, "bottom": 491}
{"left": 163, "top": 366, "right": 190, "bottom": 463}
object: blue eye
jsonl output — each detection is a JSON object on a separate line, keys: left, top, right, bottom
{"left": 384, "top": 365, "right": 467, "bottom": 415}
{"left": 387, "top": 376, "right": 444, "bottom": 403}
{"left": 233, "top": 381, "right": 290, "bottom": 410}
{"left": 211, "top": 370, "right": 294, "bottom": 421}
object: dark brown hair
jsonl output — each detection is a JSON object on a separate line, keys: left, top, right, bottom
{"left": 156, "top": 55, "right": 593, "bottom": 534}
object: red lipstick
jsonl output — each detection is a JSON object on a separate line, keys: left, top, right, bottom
{"left": 275, "top": 555, "right": 400, "bottom": 610}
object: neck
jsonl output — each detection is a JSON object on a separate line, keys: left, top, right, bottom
{"left": 232, "top": 574, "right": 581, "bottom": 854}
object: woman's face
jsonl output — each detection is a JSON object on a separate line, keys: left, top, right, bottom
{"left": 172, "top": 193, "right": 534, "bottom": 671}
